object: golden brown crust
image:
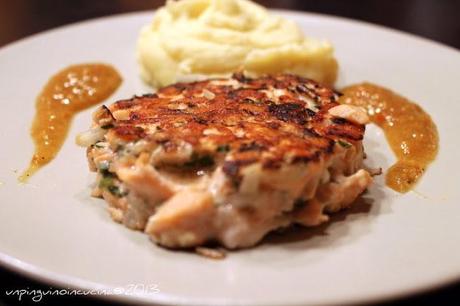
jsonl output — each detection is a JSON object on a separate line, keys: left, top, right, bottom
{"left": 98, "top": 74, "right": 365, "bottom": 175}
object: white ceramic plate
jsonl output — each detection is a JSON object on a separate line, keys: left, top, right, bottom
{"left": 1, "top": 10, "right": 460, "bottom": 306}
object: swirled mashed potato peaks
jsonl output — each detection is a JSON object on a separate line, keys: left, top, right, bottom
{"left": 137, "top": 0, "right": 338, "bottom": 87}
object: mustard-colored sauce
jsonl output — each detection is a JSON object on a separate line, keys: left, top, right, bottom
{"left": 19, "top": 64, "right": 122, "bottom": 182}
{"left": 340, "top": 83, "right": 439, "bottom": 193}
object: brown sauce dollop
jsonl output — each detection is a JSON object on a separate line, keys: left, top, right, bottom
{"left": 19, "top": 64, "right": 122, "bottom": 182}
{"left": 340, "top": 83, "right": 439, "bottom": 193}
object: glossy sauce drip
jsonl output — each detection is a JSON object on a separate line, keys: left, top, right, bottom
{"left": 340, "top": 83, "right": 438, "bottom": 193}
{"left": 19, "top": 64, "right": 122, "bottom": 182}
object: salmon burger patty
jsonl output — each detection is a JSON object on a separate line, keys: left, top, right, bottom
{"left": 77, "top": 73, "right": 372, "bottom": 249}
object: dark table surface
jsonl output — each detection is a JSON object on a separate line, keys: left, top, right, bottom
{"left": 0, "top": 1, "right": 459, "bottom": 305}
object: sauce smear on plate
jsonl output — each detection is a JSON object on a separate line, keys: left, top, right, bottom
{"left": 340, "top": 83, "right": 438, "bottom": 193}
{"left": 19, "top": 64, "right": 122, "bottom": 182}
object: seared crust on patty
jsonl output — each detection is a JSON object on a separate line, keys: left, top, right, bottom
{"left": 105, "top": 73, "right": 364, "bottom": 173}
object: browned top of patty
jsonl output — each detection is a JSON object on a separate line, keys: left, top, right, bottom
{"left": 100, "top": 73, "right": 365, "bottom": 171}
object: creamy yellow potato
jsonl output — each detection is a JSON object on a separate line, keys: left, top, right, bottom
{"left": 137, "top": 0, "right": 338, "bottom": 88}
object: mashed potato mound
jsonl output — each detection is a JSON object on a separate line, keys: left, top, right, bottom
{"left": 137, "top": 0, "right": 338, "bottom": 88}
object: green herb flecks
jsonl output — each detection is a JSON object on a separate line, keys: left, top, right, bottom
{"left": 216, "top": 144, "right": 230, "bottom": 153}
{"left": 337, "top": 139, "right": 352, "bottom": 149}
{"left": 184, "top": 153, "right": 215, "bottom": 168}
{"left": 101, "top": 123, "right": 114, "bottom": 129}
{"left": 98, "top": 170, "right": 126, "bottom": 198}
{"left": 107, "top": 185, "right": 126, "bottom": 198}
{"left": 92, "top": 141, "right": 105, "bottom": 149}
{"left": 99, "top": 175, "right": 114, "bottom": 189}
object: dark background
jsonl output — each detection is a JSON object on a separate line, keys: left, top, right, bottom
{"left": 1, "top": 0, "right": 459, "bottom": 49}
{"left": 0, "top": 0, "right": 459, "bottom": 305}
